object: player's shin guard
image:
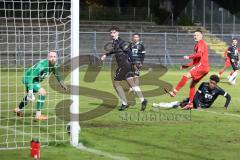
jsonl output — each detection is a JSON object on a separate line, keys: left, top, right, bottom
{"left": 132, "top": 86, "right": 144, "bottom": 102}
{"left": 37, "top": 95, "right": 46, "bottom": 111}
{"left": 175, "top": 75, "right": 188, "bottom": 92}
{"left": 18, "top": 95, "right": 29, "bottom": 110}
{"left": 115, "top": 86, "right": 128, "bottom": 105}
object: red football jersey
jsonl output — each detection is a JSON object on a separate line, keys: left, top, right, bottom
{"left": 188, "top": 39, "right": 209, "bottom": 67}
{"left": 224, "top": 49, "right": 228, "bottom": 59}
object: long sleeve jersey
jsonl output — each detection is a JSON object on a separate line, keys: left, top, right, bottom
{"left": 22, "top": 59, "right": 63, "bottom": 90}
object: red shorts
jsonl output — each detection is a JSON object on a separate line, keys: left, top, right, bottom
{"left": 224, "top": 58, "right": 231, "bottom": 67}
{"left": 189, "top": 65, "right": 210, "bottom": 82}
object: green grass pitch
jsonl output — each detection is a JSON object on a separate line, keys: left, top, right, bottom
{"left": 1, "top": 66, "right": 240, "bottom": 160}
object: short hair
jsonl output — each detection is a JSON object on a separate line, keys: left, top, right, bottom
{"left": 132, "top": 33, "right": 140, "bottom": 37}
{"left": 232, "top": 38, "right": 238, "bottom": 41}
{"left": 49, "top": 50, "right": 57, "bottom": 53}
{"left": 109, "top": 26, "right": 120, "bottom": 32}
{"left": 210, "top": 74, "right": 220, "bottom": 83}
{"left": 194, "top": 29, "right": 202, "bottom": 34}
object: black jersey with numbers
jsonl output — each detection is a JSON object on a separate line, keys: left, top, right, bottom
{"left": 194, "top": 82, "right": 231, "bottom": 108}
{"left": 227, "top": 45, "right": 239, "bottom": 62}
{"left": 227, "top": 45, "right": 240, "bottom": 70}
{"left": 131, "top": 42, "right": 146, "bottom": 64}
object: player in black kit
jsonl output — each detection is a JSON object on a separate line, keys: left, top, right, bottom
{"left": 128, "top": 33, "right": 146, "bottom": 93}
{"left": 131, "top": 33, "right": 146, "bottom": 76}
{"left": 101, "top": 26, "right": 147, "bottom": 111}
{"left": 180, "top": 75, "right": 231, "bottom": 109}
{"left": 227, "top": 38, "right": 240, "bottom": 85}
{"left": 154, "top": 75, "right": 231, "bottom": 109}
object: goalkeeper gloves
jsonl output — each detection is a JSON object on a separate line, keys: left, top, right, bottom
{"left": 26, "top": 90, "right": 35, "bottom": 102}
{"left": 59, "top": 80, "right": 67, "bottom": 91}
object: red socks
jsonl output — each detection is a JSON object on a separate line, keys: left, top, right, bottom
{"left": 189, "top": 86, "right": 195, "bottom": 103}
{"left": 219, "top": 70, "right": 234, "bottom": 77}
{"left": 174, "top": 75, "right": 196, "bottom": 103}
{"left": 175, "top": 75, "right": 188, "bottom": 91}
{"left": 218, "top": 69, "right": 224, "bottom": 76}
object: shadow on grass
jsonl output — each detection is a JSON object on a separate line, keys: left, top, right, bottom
{"left": 87, "top": 130, "right": 212, "bottom": 160}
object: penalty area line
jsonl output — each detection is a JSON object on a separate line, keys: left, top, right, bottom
{"left": 75, "top": 143, "right": 129, "bottom": 160}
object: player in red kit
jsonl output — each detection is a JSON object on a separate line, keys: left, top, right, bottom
{"left": 217, "top": 39, "right": 240, "bottom": 78}
{"left": 165, "top": 30, "right": 210, "bottom": 109}
{"left": 218, "top": 49, "right": 232, "bottom": 77}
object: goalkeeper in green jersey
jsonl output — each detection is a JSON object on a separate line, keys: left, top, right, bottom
{"left": 14, "top": 51, "right": 67, "bottom": 121}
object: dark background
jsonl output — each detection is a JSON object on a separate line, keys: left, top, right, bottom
{"left": 80, "top": 0, "right": 240, "bottom": 16}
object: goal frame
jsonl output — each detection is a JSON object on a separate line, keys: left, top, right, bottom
{"left": 70, "top": 0, "right": 80, "bottom": 146}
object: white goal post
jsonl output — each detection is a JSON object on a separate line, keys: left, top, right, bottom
{"left": 70, "top": 0, "right": 80, "bottom": 146}
{"left": 0, "top": 0, "right": 80, "bottom": 149}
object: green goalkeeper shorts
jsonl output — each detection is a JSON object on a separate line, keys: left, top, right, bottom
{"left": 25, "top": 82, "right": 41, "bottom": 93}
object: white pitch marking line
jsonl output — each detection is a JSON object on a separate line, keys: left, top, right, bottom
{"left": 0, "top": 125, "right": 49, "bottom": 150}
{"left": 1, "top": 126, "right": 129, "bottom": 159}
{"left": 0, "top": 127, "right": 129, "bottom": 160}
{"left": 194, "top": 109, "right": 240, "bottom": 118}
{"left": 75, "top": 143, "right": 129, "bottom": 160}
{"left": 0, "top": 125, "right": 48, "bottom": 141}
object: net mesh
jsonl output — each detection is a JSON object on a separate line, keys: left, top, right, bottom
{"left": 0, "top": 0, "right": 71, "bottom": 149}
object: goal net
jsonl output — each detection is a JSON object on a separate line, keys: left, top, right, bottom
{"left": 0, "top": 0, "right": 78, "bottom": 149}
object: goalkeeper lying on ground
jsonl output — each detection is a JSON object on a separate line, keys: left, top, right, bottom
{"left": 14, "top": 51, "right": 67, "bottom": 121}
{"left": 153, "top": 75, "right": 231, "bottom": 109}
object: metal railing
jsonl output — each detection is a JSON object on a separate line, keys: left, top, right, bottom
{"left": 181, "top": 0, "right": 240, "bottom": 34}
{"left": 1, "top": 31, "right": 240, "bottom": 66}
{"left": 79, "top": 32, "right": 240, "bottom": 65}
{"left": 80, "top": 0, "right": 240, "bottom": 34}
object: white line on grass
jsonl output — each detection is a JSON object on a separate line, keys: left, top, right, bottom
{"left": 75, "top": 143, "right": 129, "bottom": 160}
{"left": 0, "top": 126, "right": 129, "bottom": 160}
{"left": 0, "top": 125, "right": 48, "bottom": 141}
{"left": 194, "top": 109, "right": 240, "bottom": 118}
{"left": 0, "top": 125, "right": 29, "bottom": 135}
{"left": 0, "top": 125, "right": 39, "bottom": 143}
{"left": 0, "top": 126, "right": 35, "bottom": 150}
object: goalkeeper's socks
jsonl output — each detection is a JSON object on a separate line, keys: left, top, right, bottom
{"left": 37, "top": 95, "right": 46, "bottom": 111}
{"left": 18, "top": 95, "right": 28, "bottom": 110}
{"left": 36, "top": 111, "right": 41, "bottom": 117}
{"left": 175, "top": 75, "right": 188, "bottom": 91}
